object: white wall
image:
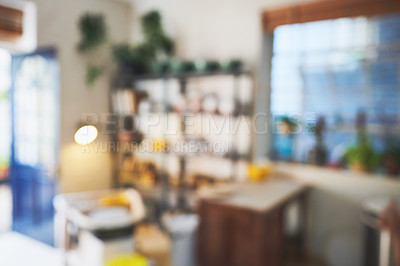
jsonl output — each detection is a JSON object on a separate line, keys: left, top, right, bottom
{"left": 28, "top": 0, "right": 131, "bottom": 192}
{"left": 277, "top": 163, "right": 400, "bottom": 266}
{"left": 129, "top": 0, "right": 301, "bottom": 68}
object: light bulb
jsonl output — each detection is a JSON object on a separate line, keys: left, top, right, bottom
{"left": 74, "top": 125, "right": 98, "bottom": 145}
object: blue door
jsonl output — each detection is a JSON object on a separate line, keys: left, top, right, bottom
{"left": 10, "top": 48, "right": 59, "bottom": 245}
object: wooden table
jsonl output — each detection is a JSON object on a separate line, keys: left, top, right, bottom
{"left": 197, "top": 177, "right": 308, "bottom": 266}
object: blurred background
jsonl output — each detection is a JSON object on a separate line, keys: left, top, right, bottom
{"left": 0, "top": 0, "right": 400, "bottom": 265}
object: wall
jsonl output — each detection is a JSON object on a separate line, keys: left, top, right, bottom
{"left": 128, "top": 0, "right": 298, "bottom": 67}
{"left": 277, "top": 163, "right": 400, "bottom": 266}
{"left": 28, "top": 0, "right": 131, "bottom": 192}
{"left": 29, "top": 0, "right": 305, "bottom": 192}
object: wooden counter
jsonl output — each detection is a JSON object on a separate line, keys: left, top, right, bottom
{"left": 197, "top": 177, "right": 308, "bottom": 266}
{"left": 197, "top": 177, "right": 306, "bottom": 212}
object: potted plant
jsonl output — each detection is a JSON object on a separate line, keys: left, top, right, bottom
{"left": 112, "top": 43, "right": 156, "bottom": 75}
{"left": 279, "top": 116, "right": 298, "bottom": 135}
{"left": 112, "top": 11, "right": 175, "bottom": 76}
{"left": 343, "top": 139, "right": 380, "bottom": 172}
{"left": 272, "top": 116, "right": 298, "bottom": 161}
{"left": 141, "top": 11, "right": 174, "bottom": 57}
{"left": 220, "top": 59, "right": 243, "bottom": 72}
{"left": 343, "top": 113, "right": 380, "bottom": 172}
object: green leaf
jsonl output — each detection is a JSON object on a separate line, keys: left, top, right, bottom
{"left": 77, "top": 13, "right": 107, "bottom": 52}
{"left": 86, "top": 64, "right": 105, "bottom": 86}
{"left": 112, "top": 43, "right": 133, "bottom": 64}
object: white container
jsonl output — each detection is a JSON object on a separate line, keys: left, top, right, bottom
{"left": 163, "top": 214, "right": 199, "bottom": 266}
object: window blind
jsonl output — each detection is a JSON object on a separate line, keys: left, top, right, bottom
{"left": 263, "top": 0, "right": 400, "bottom": 32}
{"left": 0, "top": 5, "right": 23, "bottom": 42}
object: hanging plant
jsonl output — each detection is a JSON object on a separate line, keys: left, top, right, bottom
{"left": 77, "top": 13, "right": 107, "bottom": 52}
{"left": 77, "top": 10, "right": 175, "bottom": 85}
{"left": 86, "top": 64, "right": 105, "bottom": 86}
{"left": 76, "top": 12, "right": 108, "bottom": 86}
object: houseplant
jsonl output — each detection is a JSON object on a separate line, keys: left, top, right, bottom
{"left": 112, "top": 10, "right": 175, "bottom": 76}
{"left": 279, "top": 116, "right": 298, "bottom": 135}
{"left": 343, "top": 113, "right": 380, "bottom": 172}
{"left": 343, "top": 137, "right": 379, "bottom": 172}
{"left": 77, "top": 13, "right": 107, "bottom": 52}
{"left": 76, "top": 12, "right": 108, "bottom": 86}
{"left": 272, "top": 116, "right": 298, "bottom": 161}
{"left": 77, "top": 10, "right": 175, "bottom": 85}
{"left": 112, "top": 42, "right": 155, "bottom": 75}
{"left": 141, "top": 11, "right": 174, "bottom": 57}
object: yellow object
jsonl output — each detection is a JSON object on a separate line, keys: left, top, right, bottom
{"left": 106, "top": 254, "right": 149, "bottom": 266}
{"left": 153, "top": 139, "right": 168, "bottom": 152}
{"left": 100, "top": 192, "right": 130, "bottom": 207}
{"left": 247, "top": 162, "right": 274, "bottom": 182}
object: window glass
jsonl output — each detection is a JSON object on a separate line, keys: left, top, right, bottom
{"left": 271, "top": 13, "right": 400, "bottom": 163}
{"left": 14, "top": 55, "right": 58, "bottom": 170}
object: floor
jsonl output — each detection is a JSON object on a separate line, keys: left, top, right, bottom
{"left": 0, "top": 232, "right": 62, "bottom": 266}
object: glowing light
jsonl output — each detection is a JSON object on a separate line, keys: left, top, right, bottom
{"left": 74, "top": 125, "right": 98, "bottom": 145}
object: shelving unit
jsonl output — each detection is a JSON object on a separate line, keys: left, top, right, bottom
{"left": 110, "top": 70, "right": 254, "bottom": 212}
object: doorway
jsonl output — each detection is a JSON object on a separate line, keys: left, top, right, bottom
{"left": 1, "top": 47, "right": 60, "bottom": 245}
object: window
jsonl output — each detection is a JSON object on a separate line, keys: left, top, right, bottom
{"left": 271, "top": 13, "right": 400, "bottom": 163}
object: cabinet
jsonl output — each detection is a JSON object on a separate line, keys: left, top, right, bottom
{"left": 197, "top": 179, "right": 307, "bottom": 266}
{"left": 198, "top": 200, "right": 283, "bottom": 266}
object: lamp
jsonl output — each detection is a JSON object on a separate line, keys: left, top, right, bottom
{"left": 74, "top": 124, "right": 98, "bottom": 145}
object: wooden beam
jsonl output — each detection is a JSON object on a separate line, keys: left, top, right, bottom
{"left": 262, "top": 0, "right": 400, "bottom": 32}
